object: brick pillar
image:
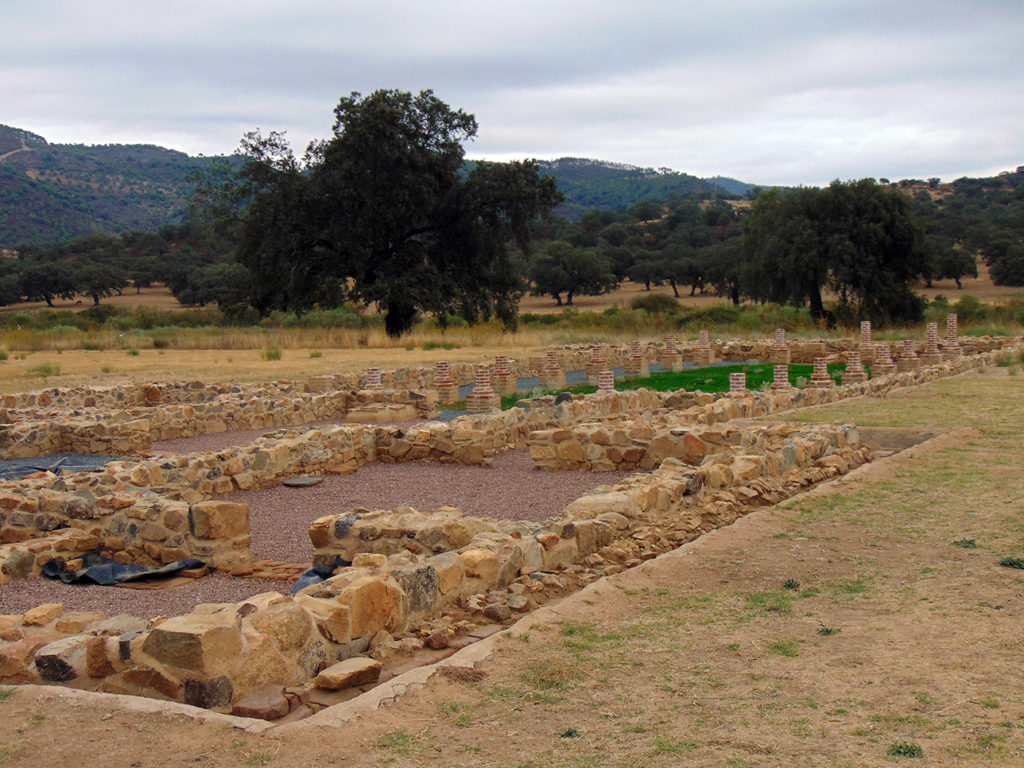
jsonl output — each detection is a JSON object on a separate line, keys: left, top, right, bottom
{"left": 597, "top": 370, "right": 616, "bottom": 392}
{"left": 465, "top": 365, "right": 500, "bottom": 414}
{"left": 492, "top": 355, "right": 516, "bottom": 394}
{"left": 858, "top": 320, "right": 876, "bottom": 365}
{"left": 586, "top": 344, "right": 607, "bottom": 385}
{"left": 873, "top": 344, "right": 897, "bottom": 376}
{"left": 728, "top": 372, "right": 747, "bottom": 396}
{"left": 434, "top": 361, "right": 459, "bottom": 403}
{"left": 842, "top": 351, "right": 867, "bottom": 385}
{"left": 363, "top": 367, "right": 384, "bottom": 391}
{"left": 661, "top": 335, "right": 683, "bottom": 372}
{"left": 539, "top": 350, "right": 566, "bottom": 389}
{"left": 624, "top": 341, "right": 649, "bottom": 378}
{"left": 806, "top": 357, "right": 835, "bottom": 388}
{"left": 896, "top": 340, "right": 921, "bottom": 372}
{"left": 768, "top": 328, "right": 791, "bottom": 364}
{"left": 920, "top": 322, "right": 943, "bottom": 366}
{"left": 943, "top": 313, "right": 962, "bottom": 359}
{"left": 692, "top": 329, "right": 714, "bottom": 367}
{"left": 770, "top": 364, "right": 792, "bottom": 390}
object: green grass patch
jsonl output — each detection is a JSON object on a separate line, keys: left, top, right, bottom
{"left": 952, "top": 538, "right": 978, "bottom": 549}
{"left": 768, "top": 639, "right": 801, "bottom": 657}
{"left": 887, "top": 741, "right": 924, "bottom": 758}
{"left": 744, "top": 590, "right": 795, "bottom": 615}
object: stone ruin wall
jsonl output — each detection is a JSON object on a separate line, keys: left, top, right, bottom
{"left": 0, "top": 337, "right": 1020, "bottom": 713}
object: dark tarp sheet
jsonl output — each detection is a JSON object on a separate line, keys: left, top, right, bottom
{"left": 41, "top": 553, "right": 206, "bottom": 587}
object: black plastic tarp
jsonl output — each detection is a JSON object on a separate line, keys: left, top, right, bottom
{"left": 41, "top": 553, "right": 206, "bottom": 586}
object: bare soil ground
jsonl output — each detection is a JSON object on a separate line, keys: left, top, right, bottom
{"left": 1, "top": 368, "right": 1022, "bottom": 766}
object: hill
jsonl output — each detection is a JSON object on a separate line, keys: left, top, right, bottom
{"left": 535, "top": 157, "right": 752, "bottom": 219}
{"left": 0, "top": 124, "right": 237, "bottom": 247}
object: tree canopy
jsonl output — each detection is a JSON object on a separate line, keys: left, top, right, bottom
{"left": 741, "top": 180, "right": 928, "bottom": 325}
{"left": 220, "top": 89, "right": 562, "bottom": 335}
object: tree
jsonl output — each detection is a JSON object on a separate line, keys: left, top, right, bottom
{"left": 742, "top": 180, "right": 928, "bottom": 325}
{"left": 223, "top": 89, "right": 561, "bottom": 335}
{"left": 75, "top": 262, "right": 128, "bottom": 305}
{"left": 18, "top": 260, "right": 77, "bottom": 307}
{"left": 528, "top": 241, "right": 617, "bottom": 305}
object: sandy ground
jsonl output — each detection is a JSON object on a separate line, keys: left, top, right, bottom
{"left": 1, "top": 369, "right": 1022, "bottom": 766}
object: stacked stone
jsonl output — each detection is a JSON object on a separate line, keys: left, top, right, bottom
{"left": 624, "top": 341, "right": 649, "bottom": 378}
{"left": 491, "top": 356, "right": 516, "bottom": 394}
{"left": 943, "top": 313, "right": 962, "bottom": 359}
{"left": 873, "top": 344, "right": 897, "bottom": 376}
{"left": 805, "top": 358, "right": 836, "bottom": 389}
{"left": 465, "top": 366, "right": 500, "bottom": 414}
{"left": 768, "top": 328, "right": 791, "bottom": 364}
{"left": 919, "top": 322, "right": 943, "bottom": 366}
{"left": 692, "top": 329, "right": 715, "bottom": 367}
{"left": 539, "top": 350, "right": 566, "bottom": 389}
{"left": 841, "top": 351, "right": 868, "bottom": 385}
{"left": 770, "top": 364, "right": 793, "bottom": 390}
{"left": 586, "top": 344, "right": 608, "bottom": 384}
{"left": 858, "top": 321, "right": 876, "bottom": 365}
{"left": 363, "top": 367, "right": 384, "bottom": 391}
{"left": 896, "top": 340, "right": 921, "bottom": 372}
{"left": 597, "top": 370, "right": 616, "bottom": 392}
{"left": 527, "top": 356, "right": 545, "bottom": 375}
{"left": 661, "top": 335, "right": 683, "bottom": 373}
{"left": 728, "top": 372, "right": 747, "bottom": 396}
{"left": 433, "top": 361, "right": 460, "bottom": 403}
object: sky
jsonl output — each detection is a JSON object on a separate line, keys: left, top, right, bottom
{"left": 3, "top": 0, "right": 1022, "bottom": 187}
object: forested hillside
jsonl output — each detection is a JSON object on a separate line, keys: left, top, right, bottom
{"left": 0, "top": 124, "right": 237, "bottom": 246}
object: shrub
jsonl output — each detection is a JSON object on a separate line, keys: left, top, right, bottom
{"left": 630, "top": 293, "right": 680, "bottom": 314}
{"left": 261, "top": 346, "right": 282, "bottom": 361}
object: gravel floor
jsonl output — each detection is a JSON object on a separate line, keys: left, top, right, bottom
{"left": 0, "top": 571, "right": 288, "bottom": 616}
{"left": 239, "top": 449, "right": 635, "bottom": 562}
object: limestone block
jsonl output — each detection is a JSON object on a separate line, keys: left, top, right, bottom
{"left": 231, "top": 685, "right": 290, "bottom": 720}
{"left": 542, "top": 537, "right": 579, "bottom": 571}
{"left": 22, "top": 603, "right": 64, "bottom": 626}
{"left": 54, "top": 612, "right": 106, "bottom": 634}
{"left": 460, "top": 548, "right": 499, "bottom": 585}
{"left": 142, "top": 611, "right": 243, "bottom": 675}
{"left": 246, "top": 602, "right": 314, "bottom": 653}
{"left": 562, "top": 492, "right": 642, "bottom": 522}
{"left": 189, "top": 501, "right": 249, "bottom": 539}
{"left": 427, "top": 551, "right": 465, "bottom": 596}
{"left": 292, "top": 594, "right": 352, "bottom": 645}
{"left": 315, "top": 657, "right": 382, "bottom": 690}
{"left": 335, "top": 577, "right": 408, "bottom": 640}
{"left": 34, "top": 635, "right": 91, "bottom": 682}
{"left": 182, "top": 674, "right": 233, "bottom": 708}
{"left": 389, "top": 564, "right": 439, "bottom": 615}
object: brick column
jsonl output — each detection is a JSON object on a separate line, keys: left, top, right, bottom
{"left": 624, "top": 341, "right": 648, "bottom": 378}
{"left": 597, "top": 370, "right": 616, "bottom": 392}
{"left": 920, "top": 322, "right": 943, "bottom": 366}
{"left": 465, "top": 365, "right": 500, "bottom": 413}
{"left": 768, "top": 328, "right": 791, "bottom": 364}
{"left": 433, "top": 361, "right": 459, "bottom": 403}
{"left": 873, "top": 344, "right": 897, "bottom": 376}
{"left": 770, "top": 364, "right": 793, "bottom": 390}
{"left": 943, "top": 313, "right": 962, "bottom": 359}
{"left": 728, "top": 372, "right": 747, "bottom": 396}
{"left": 692, "top": 329, "right": 714, "bottom": 367}
{"left": 491, "top": 355, "right": 516, "bottom": 394}
{"left": 661, "top": 335, "right": 683, "bottom": 372}
{"left": 363, "top": 367, "right": 384, "bottom": 391}
{"left": 586, "top": 344, "right": 607, "bottom": 385}
{"left": 841, "top": 351, "right": 868, "bottom": 385}
{"left": 858, "top": 321, "right": 876, "bottom": 365}
{"left": 539, "top": 350, "right": 566, "bottom": 389}
{"left": 806, "top": 357, "right": 835, "bottom": 388}
{"left": 896, "top": 340, "right": 920, "bottom": 372}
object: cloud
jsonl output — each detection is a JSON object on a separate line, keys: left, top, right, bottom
{"left": 2, "top": 0, "right": 1021, "bottom": 185}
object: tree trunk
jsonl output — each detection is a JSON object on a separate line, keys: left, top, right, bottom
{"left": 809, "top": 287, "right": 825, "bottom": 319}
{"left": 670, "top": 279, "right": 679, "bottom": 298}
{"left": 730, "top": 285, "right": 740, "bottom": 306}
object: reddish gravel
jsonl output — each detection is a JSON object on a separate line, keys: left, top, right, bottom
{"left": 237, "top": 449, "right": 635, "bottom": 562}
{"left": 0, "top": 571, "right": 288, "bottom": 617}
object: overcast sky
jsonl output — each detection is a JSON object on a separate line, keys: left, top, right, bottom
{"left": 3, "top": 0, "right": 1021, "bottom": 186}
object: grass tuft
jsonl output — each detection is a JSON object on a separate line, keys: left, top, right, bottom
{"left": 888, "top": 741, "right": 924, "bottom": 758}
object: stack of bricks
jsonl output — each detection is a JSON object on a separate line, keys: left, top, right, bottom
{"left": 465, "top": 366, "right": 500, "bottom": 414}
{"left": 768, "top": 329, "right": 791, "bottom": 364}
{"left": 586, "top": 344, "right": 608, "bottom": 385}
{"left": 770, "top": 364, "right": 793, "bottom": 390}
{"left": 597, "top": 370, "right": 616, "bottom": 392}
{"left": 692, "top": 329, "right": 714, "bottom": 367}
{"left": 805, "top": 358, "right": 835, "bottom": 388}
{"left": 896, "top": 340, "right": 920, "bottom": 372}
{"left": 841, "top": 351, "right": 868, "bottom": 385}
{"left": 873, "top": 344, "right": 897, "bottom": 376}
{"left": 363, "top": 367, "right": 384, "bottom": 391}
{"left": 433, "top": 361, "right": 460, "bottom": 403}
{"left": 660, "top": 336, "right": 683, "bottom": 372}
{"left": 943, "top": 313, "right": 962, "bottom": 359}
{"left": 728, "top": 372, "right": 747, "bottom": 396}
{"left": 539, "top": 350, "right": 566, "bottom": 389}
{"left": 624, "top": 341, "right": 649, "bottom": 378}
{"left": 491, "top": 356, "right": 516, "bottom": 394}
{"left": 858, "top": 321, "right": 876, "bottom": 365}
{"left": 920, "top": 322, "right": 943, "bottom": 366}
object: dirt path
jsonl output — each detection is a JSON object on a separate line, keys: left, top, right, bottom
{"left": 2, "top": 369, "right": 1023, "bottom": 766}
{"left": 0, "top": 139, "right": 32, "bottom": 164}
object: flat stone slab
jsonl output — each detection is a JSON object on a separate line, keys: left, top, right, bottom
{"left": 283, "top": 476, "right": 324, "bottom": 488}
